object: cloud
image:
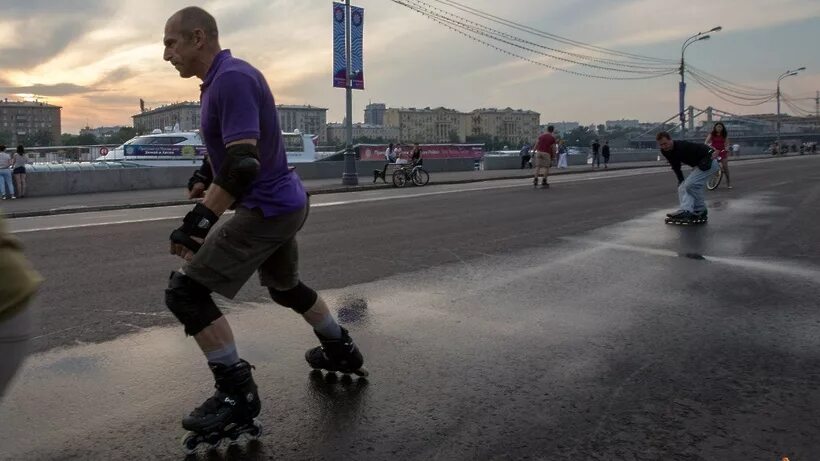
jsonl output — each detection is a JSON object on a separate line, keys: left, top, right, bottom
{"left": 0, "top": 83, "right": 96, "bottom": 97}
{"left": 94, "top": 67, "right": 139, "bottom": 87}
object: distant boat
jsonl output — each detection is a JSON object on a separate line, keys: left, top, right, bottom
{"left": 95, "top": 129, "right": 327, "bottom": 166}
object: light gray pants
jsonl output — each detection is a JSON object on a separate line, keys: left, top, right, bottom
{"left": 0, "top": 169, "right": 13, "bottom": 197}
{"left": 0, "top": 308, "right": 32, "bottom": 398}
{"left": 678, "top": 160, "right": 719, "bottom": 212}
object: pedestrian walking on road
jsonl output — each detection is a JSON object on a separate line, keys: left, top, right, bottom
{"left": 0, "top": 145, "right": 14, "bottom": 200}
{"left": 657, "top": 131, "right": 718, "bottom": 225}
{"left": 162, "top": 6, "right": 366, "bottom": 451}
{"left": 601, "top": 140, "right": 610, "bottom": 169}
{"left": 0, "top": 215, "right": 41, "bottom": 398}
{"left": 533, "top": 125, "right": 557, "bottom": 188}
{"left": 11, "top": 145, "right": 29, "bottom": 198}
{"left": 591, "top": 139, "right": 601, "bottom": 169}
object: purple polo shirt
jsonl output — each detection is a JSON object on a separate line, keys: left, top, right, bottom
{"left": 200, "top": 49, "right": 307, "bottom": 217}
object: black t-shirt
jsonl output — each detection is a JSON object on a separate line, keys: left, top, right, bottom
{"left": 592, "top": 142, "right": 600, "bottom": 153}
{"left": 661, "top": 140, "right": 714, "bottom": 182}
{"left": 412, "top": 148, "right": 421, "bottom": 160}
{"left": 602, "top": 145, "right": 610, "bottom": 156}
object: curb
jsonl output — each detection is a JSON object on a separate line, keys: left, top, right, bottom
{"left": 2, "top": 154, "right": 805, "bottom": 219}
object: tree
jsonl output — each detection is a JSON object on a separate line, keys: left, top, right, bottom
{"left": 0, "top": 131, "right": 12, "bottom": 146}
{"left": 19, "top": 130, "right": 55, "bottom": 147}
{"left": 76, "top": 132, "right": 99, "bottom": 146}
{"left": 61, "top": 133, "right": 78, "bottom": 146}
{"left": 108, "top": 127, "right": 138, "bottom": 145}
{"left": 566, "top": 126, "right": 595, "bottom": 147}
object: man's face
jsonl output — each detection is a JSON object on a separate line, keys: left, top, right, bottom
{"left": 163, "top": 17, "right": 198, "bottom": 78}
{"left": 657, "top": 137, "right": 674, "bottom": 152}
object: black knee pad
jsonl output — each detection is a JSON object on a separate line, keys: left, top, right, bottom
{"left": 268, "top": 282, "right": 317, "bottom": 314}
{"left": 165, "top": 271, "right": 223, "bottom": 336}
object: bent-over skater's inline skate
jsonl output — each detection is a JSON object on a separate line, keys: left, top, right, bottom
{"left": 665, "top": 209, "right": 707, "bottom": 226}
{"left": 305, "top": 327, "right": 368, "bottom": 377}
{"left": 181, "top": 359, "right": 262, "bottom": 455}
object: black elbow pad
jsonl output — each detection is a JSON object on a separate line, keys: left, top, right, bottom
{"left": 213, "top": 143, "right": 261, "bottom": 197}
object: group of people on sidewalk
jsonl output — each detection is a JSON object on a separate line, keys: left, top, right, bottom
{"left": 374, "top": 142, "right": 423, "bottom": 183}
{"left": 0, "top": 145, "right": 29, "bottom": 199}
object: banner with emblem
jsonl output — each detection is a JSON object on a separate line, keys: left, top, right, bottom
{"left": 333, "top": 3, "right": 364, "bottom": 90}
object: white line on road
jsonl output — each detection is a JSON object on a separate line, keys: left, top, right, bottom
{"left": 562, "top": 236, "right": 820, "bottom": 283}
{"left": 9, "top": 156, "right": 805, "bottom": 234}
{"left": 10, "top": 168, "right": 667, "bottom": 233}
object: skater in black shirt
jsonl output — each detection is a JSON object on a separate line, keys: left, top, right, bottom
{"left": 656, "top": 132, "right": 719, "bottom": 225}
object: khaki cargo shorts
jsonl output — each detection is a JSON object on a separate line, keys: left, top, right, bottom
{"left": 183, "top": 202, "right": 309, "bottom": 299}
{"left": 534, "top": 151, "right": 553, "bottom": 168}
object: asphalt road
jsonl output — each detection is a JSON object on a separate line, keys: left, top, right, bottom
{"left": 2, "top": 156, "right": 819, "bottom": 460}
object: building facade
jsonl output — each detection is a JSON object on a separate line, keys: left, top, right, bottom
{"left": 605, "top": 119, "right": 640, "bottom": 130}
{"left": 326, "top": 123, "right": 400, "bottom": 144}
{"left": 79, "top": 125, "right": 127, "bottom": 141}
{"left": 277, "top": 105, "right": 328, "bottom": 143}
{"left": 384, "top": 107, "right": 466, "bottom": 143}
{"left": 466, "top": 108, "right": 540, "bottom": 145}
{"left": 0, "top": 99, "right": 61, "bottom": 146}
{"left": 364, "top": 102, "right": 386, "bottom": 125}
{"left": 543, "top": 121, "right": 580, "bottom": 135}
{"left": 133, "top": 102, "right": 200, "bottom": 134}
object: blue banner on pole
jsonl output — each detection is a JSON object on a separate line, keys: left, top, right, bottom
{"left": 332, "top": 2, "right": 346, "bottom": 88}
{"left": 350, "top": 5, "right": 364, "bottom": 90}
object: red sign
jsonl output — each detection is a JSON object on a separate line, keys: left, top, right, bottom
{"left": 359, "top": 144, "right": 484, "bottom": 161}
{"left": 99, "top": 147, "right": 109, "bottom": 156}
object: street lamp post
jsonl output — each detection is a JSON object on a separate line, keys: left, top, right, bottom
{"left": 776, "top": 67, "right": 806, "bottom": 151}
{"left": 341, "top": 0, "right": 359, "bottom": 185}
{"left": 679, "top": 26, "right": 721, "bottom": 136}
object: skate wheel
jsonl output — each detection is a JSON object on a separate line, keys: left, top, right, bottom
{"left": 182, "top": 431, "right": 207, "bottom": 456}
{"left": 353, "top": 367, "right": 369, "bottom": 377}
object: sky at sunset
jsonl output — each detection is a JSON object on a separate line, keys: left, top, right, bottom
{"left": 1, "top": 0, "right": 818, "bottom": 133}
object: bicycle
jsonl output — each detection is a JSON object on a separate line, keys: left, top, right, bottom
{"left": 707, "top": 155, "right": 726, "bottom": 191}
{"left": 392, "top": 163, "right": 430, "bottom": 187}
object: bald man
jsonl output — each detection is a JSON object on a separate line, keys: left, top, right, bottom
{"left": 162, "top": 7, "right": 366, "bottom": 448}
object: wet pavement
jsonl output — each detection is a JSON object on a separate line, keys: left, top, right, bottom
{"left": 2, "top": 156, "right": 820, "bottom": 460}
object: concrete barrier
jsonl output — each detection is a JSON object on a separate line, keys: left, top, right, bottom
{"left": 23, "top": 158, "right": 480, "bottom": 197}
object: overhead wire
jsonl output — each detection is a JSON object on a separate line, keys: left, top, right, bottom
{"left": 391, "top": 0, "right": 677, "bottom": 79}
{"left": 412, "top": 0, "right": 676, "bottom": 70}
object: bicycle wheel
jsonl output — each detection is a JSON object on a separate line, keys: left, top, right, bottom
{"left": 412, "top": 168, "right": 430, "bottom": 186}
{"left": 707, "top": 168, "right": 722, "bottom": 190}
{"left": 392, "top": 169, "right": 407, "bottom": 187}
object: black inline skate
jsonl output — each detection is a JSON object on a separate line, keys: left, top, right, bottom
{"left": 181, "top": 359, "right": 262, "bottom": 455}
{"left": 305, "top": 327, "right": 368, "bottom": 377}
{"left": 665, "top": 210, "right": 704, "bottom": 226}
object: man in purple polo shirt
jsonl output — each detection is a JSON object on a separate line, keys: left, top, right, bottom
{"left": 162, "top": 7, "right": 366, "bottom": 448}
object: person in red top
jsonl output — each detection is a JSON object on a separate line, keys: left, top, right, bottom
{"left": 533, "top": 125, "right": 557, "bottom": 188}
{"left": 705, "top": 122, "right": 732, "bottom": 189}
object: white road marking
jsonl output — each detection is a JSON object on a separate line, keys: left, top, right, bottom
{"left": 562, "top": 236, "right": 820, "bottom": 283}
{"left": 9, "top": 168, "right": 666, "bottom": 233}
{"left": 8, "top": 156, "right": 806, "bottom": 234}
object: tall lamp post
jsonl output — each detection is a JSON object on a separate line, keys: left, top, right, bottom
{"left": 680, "top": 26, "right": 722, "bottom": 136}
{"left": 776, "top": 66, "right": 806, "bottom": 151}
{"left": 341, "top": 0, "right": 359, "bottom": 185}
